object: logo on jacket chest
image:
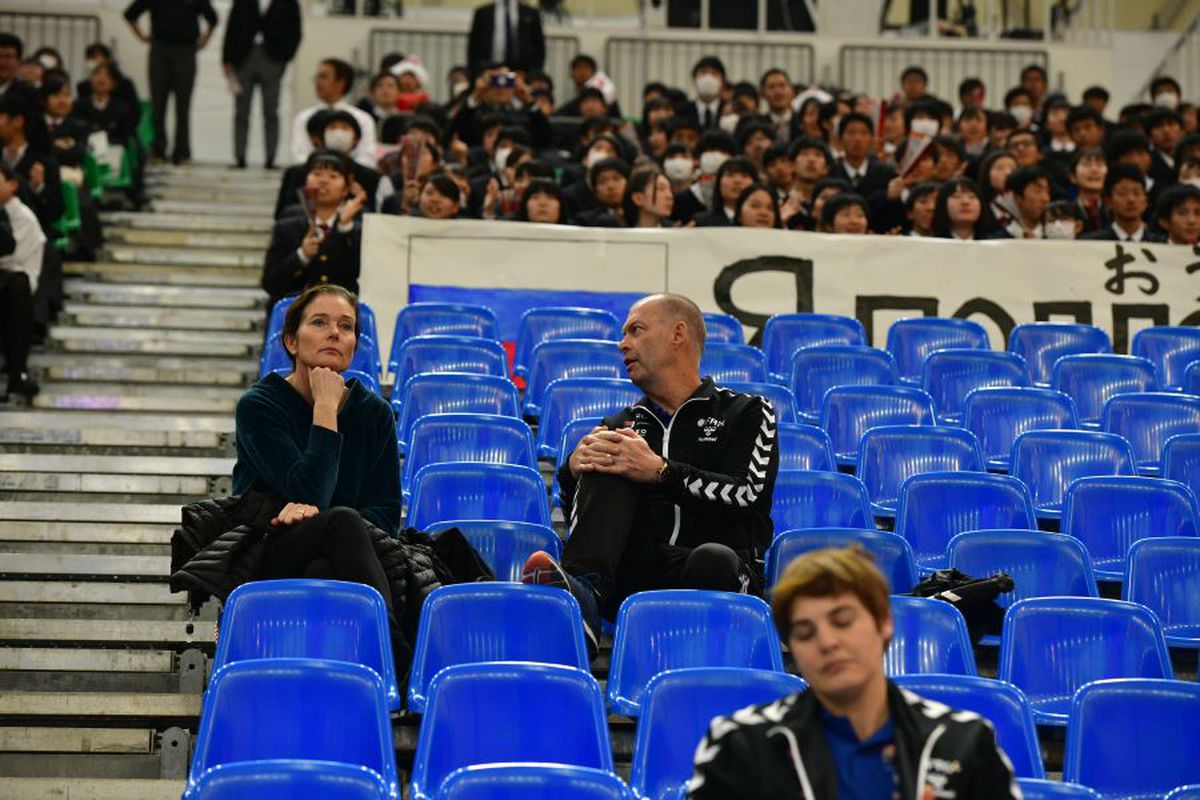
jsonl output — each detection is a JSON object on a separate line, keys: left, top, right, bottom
{"left": 696, "top": 416, "right": 725, "bottom": 442}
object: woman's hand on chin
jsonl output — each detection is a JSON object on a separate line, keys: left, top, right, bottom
{"left": 270, "top": 502, "right": 320, "bottom": 527}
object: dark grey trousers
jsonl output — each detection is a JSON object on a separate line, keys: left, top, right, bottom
{"left": 148, "top": 42, "right": 197, "bottom": 161}
{"left": 233, "top": 44, "right": 287, "bottom": 166}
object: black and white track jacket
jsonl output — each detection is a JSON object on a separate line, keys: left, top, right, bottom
{"left": 556, "top": 377, "right": 780, "bottom": 559}
{"left": 687, "top": 682, "right": 1023, "bottom": 800}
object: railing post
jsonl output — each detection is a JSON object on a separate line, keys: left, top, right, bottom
{"left": 700, "top": 0, "right": 711, "bottom": 31}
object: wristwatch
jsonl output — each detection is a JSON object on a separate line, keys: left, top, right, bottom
{"left": 656, "top": 459, "right": 671, "bottom": 484}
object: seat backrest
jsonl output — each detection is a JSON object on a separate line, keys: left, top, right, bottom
{"left": 259, "top": 333, "right": 291, "bottom": 378}
{"left": 407, "top": 584, "right": 589, "bottom": 713}
{"left": 1163, "top": 433, "right": 1200, "bottom": 501}
{"left": 887, "top": 596, "right": 978, "bottom": 676}
{"left": 857, "top": 427, "right": 984, "bottom": 514}
{"left": 391, "top": 336, "right": 509, "bottom": 395}
{"left": 408, "top": 463, "right": 550, "bottom": 531}
{"left": 403, "top": 414, "right": 537, "bottom": 494}
{"left": 895, "top": 472, "right": 1035, "bottom": 570}
{"left": 1166, "top": 786, "right": 1200, "bottom": 800}
{"left": 761, "top": 313, "right": 866, "bottom": 382}
{"left": 1186, "top": 362, "right": 1200, "bottom": 396}
{"left": 513, "top": 307, "right": 622, "bottom": 378}
{"left": 921, "top": 349, "right": 1028, "bottom": 422}
{"left": 410, "top": 663, "right": 612, "bottom": 800}
{"left": 536, "top": 378, "right": 643, "bottom": 458}
{"left": 703, "top": 312, "right": 744, "bottom": 344}
{"left": 524, "top": 339, "right": 624, "bottom": 417}
{"left": 1016, "top": 779, "right": 1101, "bottom": 800}
{"left": 1008, "top": 322, "right": 1112, "bottom": 386}
{"left": 1064, "top": 679, "right": 1200, "bottom": 797}
{"left": 776, "top": 423, "right": 836, "bottom": 471}
{"left": 553, "top": 417, "right": 604, "bottom": 506}
{"left": 963, "top": 387, "right": 1079, "bottom": 469}
{"left": 766, "top": 527, "right": 918, "bottom": 593}
{"left": 892, "top": 675, "right": 1044, "bottom": 779}
{"left": 393, "top": 302, "right": 497, "bottom": 346}
{"left": 343, "top": 369, "right": 381, "bottom": 395}
{"left": 886, "top": 317, "right": 990, "bottom": 383}
{"left": 606, "top": 590, "right": 784, "bottom": 717}
{"left": 189, "top": 659, "right": 397, "bottom": 792}
{"left": 1010, "top": 430, "right": 1138, "bottom": 517}
{"left": 1050, "top": 354, "right": 1159, "bottom": 426}
{"left": 1132, "top": 325, "right": 1200, "bottom": 390}
{"left": 630, "top": 668, "right": 807, "bottom": 800}
{"left": 720, "top": 381, "right": 799, "bottom": 423}
{"left": 700, "top": 342, "right": 768, "bottom": 383}
{"left": 789, "top": 345, "right": 898, "bottom": 421}
{"left": 820, "top": 385, "right": 937, "bottom": 464}
{"left": 1062, "top": 475, "right": 1199, "bottom": 578}
{"left": 438, "top": 764, "right": 633, "bottom": 800}
{"left": 396, "top": 374, "right": 520, "bottom": 450}
{"left": 427, "top": 520, "right": 561, "bottom": 582}
{"left": 999, "top": 599, "right": 1173, "bottom": 724}
{"left": 212, "top": 579, "right": 400, "bottom": 710}
{"left": 1125, "top": 536, "right": 1200, "bottom": 640}
{"left": 771, "top": 470, "right": 874, "bottom": 531}
{"left": 948, "top": 530, "right": 1098, "bottom": 609}
{"left": 1101, "top": 392, "right": 1200, "bottom": 470}
{"left": 190, "top": 760, "right": 390, "bottom": 800}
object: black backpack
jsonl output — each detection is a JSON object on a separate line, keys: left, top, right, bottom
{"left": 909, "top": 568, "right": 1014, "bottom": 645}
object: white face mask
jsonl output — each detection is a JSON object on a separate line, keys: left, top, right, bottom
{"left": 1010, "top": 105, "right": 1034, "bottom": 126}
{"left": 699, "top": 151, "right": 729, "bottom": 176}
{"left": 910, "top": 118, "right": 939, "bottom": 138}
{"left": 38, "top": 54, "right": 60, "bottom": 70}
{"left": 324, "top": 128, "right": 356, "bottom": 153}
{"left": 695, "top": 73, "right": 722, "bottom": 100}
{"left": 1154, "top": 92, "right": 1180, "bottom": 110}
{"left": 583, "top": 150, "right": 609, "bottom": 168}
{"left": 664, "top": 157, "right": 695, "bottom": 182}
{"left": 717, "top": 113, "right": 739, "bottom": 134}
{"left": 1045, "top": 219, "right": 1076, "bottom": 240}
{"left": 493, "top": 146, "right": 512, "bottom": 172}
{"left": 85, "top": 59, "right": 101, "bottom": 73}
{"left": 451, "top": 81, "right": 469, "bottom": 98}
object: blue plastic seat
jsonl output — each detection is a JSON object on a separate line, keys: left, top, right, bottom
{"left": 394, "top": 374, "right": 520, "bottom": 453}
{"left": 765, "top": 528, "right": 918, "bottom": 593}
{"left": 1132, "top": 325, "right": 1200, "bottom": 391}
{"left": 701, "top": 342, "right": 767, "bottom": 383}
{"left": 1009, "top": 322, "right": 1113, "bottom": 387}
{"left": 403, "top": 414, "right": 536, "bottom": 501}
{"left": 789, "top": 345, "right": 898, "bottom": 423}
{"left": 408, "top": 584, "right": 590, "bottom": 713}
{"left": 922, "top": 349, "right": 1028, "bottom": 424}
{"left": 552, "top": 417, "right": 603, "bottom": 507}
{"left": 536, "top": 378, "right": 642, "bottom": 459}
{"left": 1051, "top": 354, "right": 1159, "bottom": 427}
{"left": 720, "top": 380, "right": 798, "bottom": 423}
{"left": 390, "top": 336, "right": 509, "bottom": 401}
{"left": 426, "top": 521, "right": 561, "bottom": 582}
{"left": 886, "top": 317, "right": 990, "bottom": 385}
{"left": 188, "top": 660, "right": 398, "bottom": 796}
{"left": 887, "top": 596, "right": 978, "bottom": 676}
{"left": 892, "top": 675, "right": 1044, "bottom": 778}
{"left": 776, "top": 423, "right": 836, "bottom": 471}
{"left": 1167, "top": 786, "right": 1200, "bottom": 800}
{"left": 1064, "top": 679, "right": 1200, "bottom": 798}
{"left": 513, "top": 307, "right": 622, "bottom": 379}
{"left": 1186, "top": 362, "right": 1200, "bottom": 395}
{"left": 761, "top": 312, "right": 866, "bottom": 384}
{"left": 895, "top": 472, "right": 1036, "bottom": 572}
{"left": 523, "top": 339, "right": 625, "bottom": 418}
{"left": 857, "top": 426, "right": 984, "bottom": 518}
{"left": 1016, "top": 779, "right": 1101, "bottom": 800}
{"left": 1164, "top": 433, "right": 1200, "bottom": 501}
{"left": 606, "top": 590, "right": 784, "bottom": 717}
{"left": 343, "top": 369, "right": 381, "bottom": 394}
{"left": 391, "top": 303, "right": 497, "bottom": 363}
{"left": 438, "top": 764, "right": 632, "bottom": 800}
{"left": 702, "top": 312, "right": 743, "bottom": 344}
{"left": 1010, "top": 430, "right": 1138, "bottom": 520}
{"left": 771, "top": 470, "right": 874, "bottom": 531}
{"left": 188, "top": 760, "right": 390, "bottom": 800}
{"left": 410, "top": 662, "right": 612, "bottom": 800}
{"left": 1062, "top": 475, "right": 1199, "bottom": 581}
{"left": 1125, "top": 536, "right": 1200, "bottom": 648}
{"left": 211, "top": 580, "right": 400, "bottom": 711}
{"left": 408, "top": 463, "right": 550, "bottom": 531}
{"left": 820, "top": 385, "right": 936, "bottom": 466}
{"left": 998, "top": 598, "right": 1174, "bottom": 726}
{"left": 1102, "top": 392, "right": 1200, "bottom": 474}
{"left": 948, "top": 530, "right": 1099, "bottom": 610}
{"left": 629, "top": 668, "right": 807, "bottom": 800}
{"left": 963, "top": 387, "right": 1079, "bottom": 470}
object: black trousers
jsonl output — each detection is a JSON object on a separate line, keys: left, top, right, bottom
{"left": 259, "top": 506, "right": 411, "bottom": 680}
{"left": 0, "top": 270, "right": 34, "bottom": 376}
{"left": 148, "top": 42, "right": 197, "bottom": 161}
{"left": 561, "top": 472, "right": 751, "bottom": 629}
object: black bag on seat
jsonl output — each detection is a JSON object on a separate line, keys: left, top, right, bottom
{"left": 909, "top": 568, "right": 1014, "bottom": 645}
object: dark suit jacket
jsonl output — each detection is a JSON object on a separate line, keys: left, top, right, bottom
{"left": 12, "top": 147, "right": 63, "bottom": 235}
{"left": 222, "top": 0, "right": 301, "bottom": 67}
{"left": 452, "top": 102, "right": 551, "bottom": 150}
{"left": 467, "top": 2, "right": 545, "bottom": 75}
{"left": 1080, "top": 226, "right": 1167, "bottom": 243}
{"left": 675, "top": 98, "right": 723, "bottom": 131}
{"left": 70, "top": 97, "right": 137, "bottom": 147}
{"left": 670, "top": 186, "right": 707, "bottom": 224}
{"left": 832, "top": 158, "right": 896, "bottom": 200}
{"left": 273, "top": 162, "right": 380, "bottom": 220}
{"left": 76, "top": 72, "right": 140, "bottom": 114}
{"left": 46, "top": 116, "right": 91, "bottom": 168}
{"left": 261, "top": 213, "right": 363, "bottom": 305}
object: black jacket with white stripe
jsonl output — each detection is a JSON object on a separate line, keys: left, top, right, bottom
{"left": 687, "top": 681, "right": 1022, "bottom": 800}
{"left": 556, "top": 378, "right": 779, "bottom": 559}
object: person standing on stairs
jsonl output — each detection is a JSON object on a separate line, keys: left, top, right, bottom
{"left": 0, "top": 163, "right": 42, "bottom": 401}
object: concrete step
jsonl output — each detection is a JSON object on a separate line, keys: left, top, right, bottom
{"left": 0, "top": 454, "right": 231, "bottom": 496}
{"left": 0, "top": 411, "right": 232, "bottom": 448}
{"left": 64, "top": 280, "right": 267, "bottom": 310}
{"left": 0, "top": 472, "right": 216, "bottom": 495}
{"left": 0, "top": 691, "right": 200, "bottom": 719}
{"left": 0, "top": 778, "right": 184, "bottom": 799}
{"left": 0, "top": 454, "right": 233, "bottom": 477}
{"left": 0, "top": 726, "right": 154, "bottom": 753}
{"left": 32, "top": 358, "right": 254, "bottom": 387}
{"left": 104, "top": 229, "right": 270, "bottom": 250}
{"left": 0, "top": 619, "right": 209, "bottom": 647}
{"left": 0, "top": 521, "right": 174, "bottom": 545}
{"left": 48, "top": 326, "right": 260, "bottom": 358}
{"left": 100, "top": 211, "right": 274, "bottom": 234}
{"left": 64, "top": 262, "right": 262, "bottom": 289}
{"left": 0, "top": 553, "right": 170, "bottom": 580}
{"left": 0, "top": 581, "right": 187, "bottom": 606}
{"left": 149, "top": 198, "right": 274, "bottom": 218}
{"left": 31, "top": 381, "right": 244, "bottom": 401}
{"left": 0, "top": 503, "right": 182, "bottom": 524}
{"left": 102, "top": 245, "right": 262, "bottom": 269}
{"left": 61, "top": 303, "right": 264, "bottom": 332}
{"left": 32, "top": 391, "right": 237, "bottom": 414}
{"left": 0, "top": 648, "right": 175, "bottom": 672}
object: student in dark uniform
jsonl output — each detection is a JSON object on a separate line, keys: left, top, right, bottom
{"left": 0, "top": 93, "right": 62, "bottom": 235}
{"left": 1080, "top": 164, "right": 1166, "bottom": 243}
{"left": 70, "top": 63, "right": 136, "bottom": 147}
{"left": 76, "top": 44, "right": 140, "bottom": 114}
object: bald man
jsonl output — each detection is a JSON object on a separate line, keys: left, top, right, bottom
{"left": 524, "top": 294, "right": 780, "bottom": 652}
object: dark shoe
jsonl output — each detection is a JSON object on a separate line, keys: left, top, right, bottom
{"left": 265, "top": 160, "right": 278, "bottom": 170}
{"left": 522, "top": 550, "right": 599, "bottom": 659}
{"left": 231, "top": 159, "right": 247, "bottom": 169}
{"left": 2, "top": 372, "right": 39, "bottom": 402}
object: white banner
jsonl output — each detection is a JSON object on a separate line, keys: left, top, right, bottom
{"left": 362, "top": 215, "right": 1200, "bottom": 380}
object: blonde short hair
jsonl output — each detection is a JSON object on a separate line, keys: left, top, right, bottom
{"left": 769, "top": 544, "right": 891, "bottom": 639}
